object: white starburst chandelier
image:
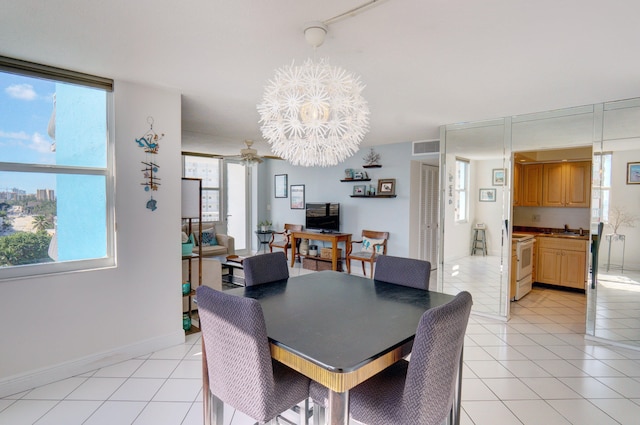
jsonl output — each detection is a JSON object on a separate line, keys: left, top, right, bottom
{"left": 257, "top": 22, "right": 370, "bottom": 167}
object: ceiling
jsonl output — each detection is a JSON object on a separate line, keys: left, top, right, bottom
{"left": 2, "top": 0, "right": 640, "bottom": 157}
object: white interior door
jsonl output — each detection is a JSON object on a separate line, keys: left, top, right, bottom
{"left": 419, "top": 164, "right": 439, "bottom": 267}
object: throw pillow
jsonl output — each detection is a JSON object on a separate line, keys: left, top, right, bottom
{"left": 181, "top": 232, "right": 189, "bottom": 243}
{"left": 361, "top": 237, "right": 385, "bottom": 253}
{"left": 201, "top": 230, "right": 218, "bottom": 246}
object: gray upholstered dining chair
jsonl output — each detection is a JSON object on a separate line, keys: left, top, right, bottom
{"left": 196, "top": 286, "right": 310, "bottom": 425}
{"left": 373, "top": 255, "right": 432, "bottom": 290}
{"left": 309, "top": 291, "right": 473, "bottom": 425}
{"left": 243, "top": 251, "right": 289, "bottom": 286}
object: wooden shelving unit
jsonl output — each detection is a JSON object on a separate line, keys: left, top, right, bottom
{"left": 350, "top": 195, "right": 397, "bottom": 198}
{"left": 181, "top": 178, "right": 202, "bottom": 335}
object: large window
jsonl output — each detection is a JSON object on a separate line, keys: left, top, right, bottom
{"left": 455, "top": 158, "right": 469, "bottom": 222}
{"left": 592, "top": 152, "right": 612, "bottom": 223}
{"left": 182, "top": 154, "right": 222, "bottom": 222}
{"left": 0, "top": 56, "right": 113, "bottom": 279}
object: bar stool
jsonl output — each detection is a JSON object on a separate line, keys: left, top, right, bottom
{"left": 471, "top": 226, "right": 487, "bottom": 256}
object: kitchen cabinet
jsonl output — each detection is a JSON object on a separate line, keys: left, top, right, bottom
{"left": 536, "top": 237, "right": 588, "bottom": 290}
{"left": 542, "top": 161, "right": 591, "bottom": 208}
{"left": 513, "top": 162, "right": 522, "bottom": 206}
{"left": 521, "top": 164, "right": 543, "bottom": 207}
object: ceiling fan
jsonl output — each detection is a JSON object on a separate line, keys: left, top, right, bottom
{"left": 221, "top": 140, "right": 281, "bottom": 165}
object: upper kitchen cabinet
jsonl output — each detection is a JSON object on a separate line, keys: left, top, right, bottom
{"left": 542, "top": 161, "right": 591, "bottom": 207}
{"left": 521, "top": 163, "right": 543, "bottom": 207}
{"left": 512, "top": 163, "right": 522, "bottom": 206}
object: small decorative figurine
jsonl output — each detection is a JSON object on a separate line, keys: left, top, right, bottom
{"left": 363, "top": 148, "right": 381, "bottom": 167}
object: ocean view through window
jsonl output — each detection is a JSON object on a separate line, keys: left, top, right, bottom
{"left": 0, "top": 57, "right": 114, "bottom": 279}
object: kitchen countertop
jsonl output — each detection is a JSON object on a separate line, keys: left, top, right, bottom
{"left": 512, "top": 227, "right": 589, "bottom": 241}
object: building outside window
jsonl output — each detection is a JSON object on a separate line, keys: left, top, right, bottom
{"left": 455, "top": 158, "right": 469, "bottom": 223}
{"left": 0, "top": 57, "right": 113, "bottom": 279}
{"left": 182, "top": 155, "right": 222, "bottom": 222}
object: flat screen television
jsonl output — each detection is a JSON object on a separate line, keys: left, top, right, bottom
{"left": 305, "top": 203, "right": 340, "bottom": 233}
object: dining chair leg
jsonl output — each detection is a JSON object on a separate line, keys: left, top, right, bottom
{"left": 312, "top": 402, "right": 325, "bottom": 425}
{"left": 361, "top": 261, "right": 366, "bottom": 276}
{"left": 300, "top": 398, "right": 310, "bottom": 425}
{"left": 207, "top": 391, "right": 224, "bottom": 425}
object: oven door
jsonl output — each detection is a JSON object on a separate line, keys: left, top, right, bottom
{"left": 516, "top": 239, "right": 534, "bottom": 280}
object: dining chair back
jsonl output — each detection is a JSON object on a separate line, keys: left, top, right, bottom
{"left": 197, "top": 286, "right": 310, "bottom": 424}
{"left": 310, "top": 291, "right": 473, "bottom": 425}
{"left": 243, "top": 251, "right": 289, "bottom": 286}
{"left": 346, "top": 230, "right": 389, "bottom": 277}
{"left": 374, "top": 255, "right": 432, "bottom": 290}
{"left": 269, "top": 223, "right": 303, "bottom": 260}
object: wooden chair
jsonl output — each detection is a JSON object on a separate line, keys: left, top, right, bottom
{"left": 269, "top": 223, "right": 303, "bottom": 260}
{"left": 346, "top": 230, "right": 389, "bottom": 277}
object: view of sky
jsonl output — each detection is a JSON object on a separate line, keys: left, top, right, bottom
{"left": 0, "top": 71, "right": 56, "bottom": 194}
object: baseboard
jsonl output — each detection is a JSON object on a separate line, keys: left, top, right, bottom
{"left": 0, "top": 329, "right": 185, "bottom": 398}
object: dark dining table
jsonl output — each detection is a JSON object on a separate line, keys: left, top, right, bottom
{"left": 226, "top": 270, "right": 460, "bottom": 425}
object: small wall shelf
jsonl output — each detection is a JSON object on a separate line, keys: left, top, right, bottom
{"left": 350, "top": 195, "right": 397, "bottom": 198}
{"left": 340, "top": 179, "right": 371, "bottom": 182}
{"left": 362, "top": 164, "right": 382, "bottom": 168}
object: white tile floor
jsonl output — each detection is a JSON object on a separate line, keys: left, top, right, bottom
{"left": 3, "top": 268, "right": 640, "bottom": 424}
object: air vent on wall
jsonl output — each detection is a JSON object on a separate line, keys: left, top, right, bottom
{"left": 412, "top": 140, "right": 440, "bottom": 156}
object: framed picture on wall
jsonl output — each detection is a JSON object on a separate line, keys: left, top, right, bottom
{"left": 627, "top": 162, "right": 640, "bottom": 184}
{"left": 479, "top": 188, "right": 496, "bottom": 202}
{"left": 353, "top": 185, "right": 366, "bottom": 196}
{"left": 274, "top": 174, "right": 288, "bottom": 197}
{"left": 492, "top": 168, "right": 506, "bottom": 186}
{"left": 377, "top": 178, "right": 396, "bottom": 196}
{"left": 290, "top": 184, "right": 305, "bottom": 209}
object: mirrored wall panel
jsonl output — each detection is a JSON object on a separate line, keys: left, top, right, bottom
{"left": 439, "top": 119, "right": 511, "bottom": 318}
{"left": 440, "top": 97, "right": 640, "bottom": 349}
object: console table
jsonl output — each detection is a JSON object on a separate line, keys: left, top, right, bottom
{"left": 290, "top": 231, "right": 352, "bottom": 271}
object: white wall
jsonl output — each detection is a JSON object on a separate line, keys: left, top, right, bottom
{"left": 513, "top": 206, "right": 590, "bottom": 230}
{"left": 472, "top": 159, "right": 508, "bottom": 256}
{"left": 263, "top": 142, "right": 415, "bottom": 259}
{"left": 601, "top": 149, "right": 640, "bottom": 270}
{"left": 0, "top": 81, "right": 184, "bottom": 396}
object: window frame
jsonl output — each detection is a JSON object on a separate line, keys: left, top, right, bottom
{"left": 592, "top": 151, "right": 612, "bottom": 224}
{"left": 0, "top": 57, "right": 115, "bottom": 281}
{"left": 454, "top": 157, "right": 470, "bottom": 223}
{"left": 182, "top": 152, "right": 224, "bottom": 223}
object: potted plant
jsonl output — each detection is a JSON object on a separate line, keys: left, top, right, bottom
{"left": 258, "top": 220, "right": 272, "bottom": 232}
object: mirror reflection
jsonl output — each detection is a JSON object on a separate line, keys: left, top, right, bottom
{"left": 439, "top": 120, "right": 510, "bottom": 317}
{"left": 591, "top": 99, "right": 640, "bottom": 348}
{"left": 440, "top": 99, "right": 640, "bottom": 350}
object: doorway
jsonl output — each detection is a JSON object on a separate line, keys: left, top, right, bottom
{"left": 225, "top": 161, "right": 250, "bottom": 255}
{"left": 419, "top": 164, "right": 439, "bottom": 267}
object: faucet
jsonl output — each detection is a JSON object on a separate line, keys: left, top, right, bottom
{"left": 564, "top": 224, "right": 569, "bottom": 233}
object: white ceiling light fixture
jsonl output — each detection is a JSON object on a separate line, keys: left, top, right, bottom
{"left": 257, "top": 20, "right": 370, "bottom": 167}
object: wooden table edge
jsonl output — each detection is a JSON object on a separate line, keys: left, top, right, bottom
{"left": 270, "top": 342, "right": 408, "bottom": 393}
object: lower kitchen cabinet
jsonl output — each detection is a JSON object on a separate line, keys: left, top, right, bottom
{"left": 536, "top": 237, "right": 588, "bottom": 290}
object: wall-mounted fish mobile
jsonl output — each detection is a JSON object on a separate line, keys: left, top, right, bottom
{"left": 136, "top": 116, "right": 164, "bottom": 211}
